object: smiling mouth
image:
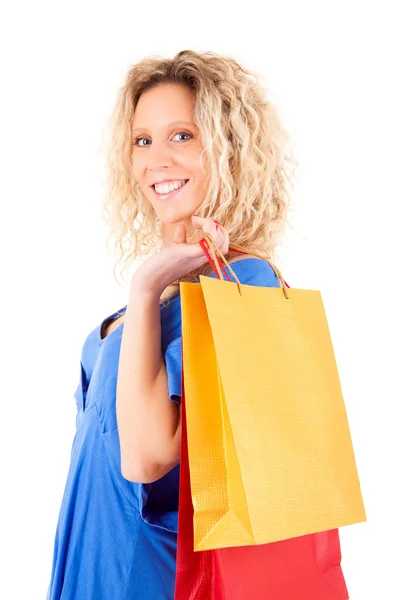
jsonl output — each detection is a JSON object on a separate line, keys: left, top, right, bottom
{"left": 151, "top": 179, "right": 189, "bottom": 199}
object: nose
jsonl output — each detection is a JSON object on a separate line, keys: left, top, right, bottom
{"left": 146, "top": 139, "right": 175, "bottom": 170}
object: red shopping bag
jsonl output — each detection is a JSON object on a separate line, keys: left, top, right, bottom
{"left": 174, "top": 273, "right": 350, "bottom": 600}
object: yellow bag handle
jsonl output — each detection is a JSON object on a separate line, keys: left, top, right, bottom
{"left": 201, "top": 232, "right": 290, "bottom": 299}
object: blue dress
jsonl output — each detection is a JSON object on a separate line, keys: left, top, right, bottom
{"left": 46, "top": 257, "right": 279, "bottom": 600}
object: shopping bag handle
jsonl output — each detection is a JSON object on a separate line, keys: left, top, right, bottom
{"left": 199, "top": 232, "right": 290, "bottom": 299}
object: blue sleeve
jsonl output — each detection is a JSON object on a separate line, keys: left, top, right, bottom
{"left": 164, "top": 257, "right": 280, "bottom": 405}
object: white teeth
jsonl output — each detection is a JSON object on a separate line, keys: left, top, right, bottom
{"left": 154, "top": 179, "right": 187, "bottom": 194}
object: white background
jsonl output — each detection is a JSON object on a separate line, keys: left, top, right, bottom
{"left": 1, "top": 1, "right": 398, "bottom": 598}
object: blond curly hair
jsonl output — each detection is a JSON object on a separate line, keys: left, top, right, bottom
{"left": 100, "top": 49, "right": 298, "bottom": 287}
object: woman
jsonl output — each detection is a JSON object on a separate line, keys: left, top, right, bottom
{"left": 46, "top": 49, "right": 298, "bottom": 599}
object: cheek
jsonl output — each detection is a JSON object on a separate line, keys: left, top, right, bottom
{"left": 132, "top": 156, "right": 145, "bottom": 181}
{"left": 195, "top": 168, "right": 209, "bottom": 193}
{"left": 186, "top": 153, "right": 208, "bottom": 185}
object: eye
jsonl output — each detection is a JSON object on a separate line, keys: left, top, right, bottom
{"left": 172, "top": 132, "right": 192, "bottom": 142}
{"left": 133, "top": 131, "right": 192, "bottom": 147}
{"left": 133, "top": 136, "right": 150, "bottom": 147}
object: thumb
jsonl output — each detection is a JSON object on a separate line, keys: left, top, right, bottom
{"left": 172, "top": 223, "right": 187, "bottom": 245}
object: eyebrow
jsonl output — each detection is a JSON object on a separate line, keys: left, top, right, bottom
{"left": 132, "top": 120, "right": 197, "bottom": 133}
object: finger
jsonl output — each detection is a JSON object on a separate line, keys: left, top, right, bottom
{"left": 213, "top": 223, "right": 229, "bottom": 255}
{"left": 195, "top": 217, "right": 220, "bottom": 240}
{"left": 172, "top": 223, "right": 187, "bottom": 245}
{"left": 214, "top": 225, "right": 229, "bottom": 255}
{"left": 191, "top": 215, "right": 207, "bottom": 229}
{"left": 221, "top": 225, "right": 230, "bottom": 254}
{"left": 190, "top": 215, "right": 220, "bottom": 245}
{"left": 213, "top": 221, "right": 229, "bottom": 252}
{"left": 195, "top": 217, "right": 229, "bottom": 254}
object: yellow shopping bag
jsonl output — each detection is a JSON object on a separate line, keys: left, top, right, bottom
{"left": 180, "top": 233, "right": 366, "bottom": 552}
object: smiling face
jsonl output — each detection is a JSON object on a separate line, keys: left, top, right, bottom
{"left": 131, "top": 83, "right": 209, "bottom": 245}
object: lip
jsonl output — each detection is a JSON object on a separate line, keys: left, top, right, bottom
{"left": 151, "top": 179, "right": 189, "bottom": 200}
{"left": 152, "top": 178, "right": 188, "bottom": 185}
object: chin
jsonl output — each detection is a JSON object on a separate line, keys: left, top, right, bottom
{"left": 157, "top": 208, "right": 194, "bottom": 225}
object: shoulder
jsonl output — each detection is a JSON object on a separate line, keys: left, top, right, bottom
{"left": 212, "top": 254, "right": 280, "bottom": 288}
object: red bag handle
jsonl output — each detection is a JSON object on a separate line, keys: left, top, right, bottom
{"left": 199, "top": 236, "right": 291, "bottom": 290}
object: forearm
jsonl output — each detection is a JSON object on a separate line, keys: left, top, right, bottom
{"left": 116, "top": 278, "right": 181, "bottom": 483}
